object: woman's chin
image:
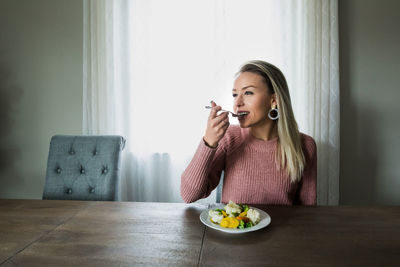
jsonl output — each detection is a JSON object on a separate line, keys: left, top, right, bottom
{"left": 238, "top": 121, "right": 250, "bottom": 128}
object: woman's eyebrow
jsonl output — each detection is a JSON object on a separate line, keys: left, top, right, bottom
{"left": 232, "top": 85, "right": 256, "bottom": 91}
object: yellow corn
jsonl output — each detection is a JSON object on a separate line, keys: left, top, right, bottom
{"left": 239, "top": 211, "right": 247, "bottom": 217}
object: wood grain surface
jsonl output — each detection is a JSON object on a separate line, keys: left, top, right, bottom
{"left": 1, "top": 200, "right": 206, "bottom": 266}
{"left": 0, "top": 199, "right": 90, "bottom": 265}
{"left": 199, "top": 205, "right": 400, "bottom": 267}
{"left": 1, "top": 200, "right": 400, "bottom": 266}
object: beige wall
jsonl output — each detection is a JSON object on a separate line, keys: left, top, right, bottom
{"left": 0, "top": 0, "right": 83, "bottom": 199}
{"left": 0, "top": 0, "right": 399, "bottom": 204}
{"left": 339, "top": 0, "right": 400, "bottom": 204}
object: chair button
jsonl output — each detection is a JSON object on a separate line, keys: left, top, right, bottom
{"left": 89, "top": 187, "right": 95, "bottom": 194}
{"left": 102, "top": 168, "right": 108, "bottom": 174}
{"left": 81, "top": 168, "right": 85, "bottom": 174}
{"left": 66, "top": 188, "right": 72, "bottom": 194}
{"left": 69, "top": 150, "right": 75, "bottom": 155}
{"left": 56, "top": 168, "right": 61, "bottom": 174}
{"left": 93, "top": 150, "right": 99, "bottom": 155}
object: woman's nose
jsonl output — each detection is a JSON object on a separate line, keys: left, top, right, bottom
{"left": 234, "top": 95, "right": 244, "bottom": 108}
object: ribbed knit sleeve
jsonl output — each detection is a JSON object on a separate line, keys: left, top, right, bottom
{"left": 180, "top": 139, "right": 226, "bottom": 203}
{"left": 295, "top": 134, "right": 317, "bottom": 205}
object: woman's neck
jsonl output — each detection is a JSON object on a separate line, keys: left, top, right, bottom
{"left": 250, "top": 122, "right": 278, "bottom": 141}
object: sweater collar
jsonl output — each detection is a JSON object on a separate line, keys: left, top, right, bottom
{"left": 241, "top": 127, "right": 278, "bottom": 151}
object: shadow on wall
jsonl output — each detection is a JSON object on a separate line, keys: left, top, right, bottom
{"left": 339, "top": 36, "right": 379, "bottom": 204}
{"left": 0, "top": 61, "right": 23, "bottom": 194}
{"left": 339, "top": 0, "right": 380, "bottom": 204}
{"left": 340, "top": 105, "right": 379, "bottom": 204}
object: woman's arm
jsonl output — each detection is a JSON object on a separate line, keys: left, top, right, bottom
{"left": 180, "top": 139, "right": 226, "bottom": 203}
{"left": 181, "top": 101, "right": 229, "bottom": 203}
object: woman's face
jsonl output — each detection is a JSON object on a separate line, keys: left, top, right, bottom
{"left": 232, "top": 71, "right": 275, "bottom": 129}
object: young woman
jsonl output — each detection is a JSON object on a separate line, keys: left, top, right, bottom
{"left": 181, "top": 60, "right": 317, "bottom": 205}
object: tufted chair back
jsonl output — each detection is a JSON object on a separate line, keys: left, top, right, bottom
{"left": 43, "top": 135, "right": 125, "bottom": 201}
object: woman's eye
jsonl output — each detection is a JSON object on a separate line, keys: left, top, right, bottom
{"left": 232, "top": 94, "right": 238, "bottom": 98}
{"left": 244, "top": 91, "right": 253, "bottom": 95}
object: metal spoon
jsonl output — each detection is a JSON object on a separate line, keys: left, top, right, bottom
{"left": 205, "top": 106, "right": 248, "bottom": 117}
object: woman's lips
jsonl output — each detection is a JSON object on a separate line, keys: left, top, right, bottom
{"left": 237, "top": 111, "right": 249, "bottom": 120}
{"left": 237, "top": 111, "right": 249, "bottom": 116}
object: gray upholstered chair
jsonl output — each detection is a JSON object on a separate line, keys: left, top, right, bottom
{"left": 43, "top": 135, "right": 125, "bottom": 201}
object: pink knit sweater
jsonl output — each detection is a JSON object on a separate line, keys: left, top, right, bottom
{"left": 181, "top": 125, "right": 317, "bottom": 205}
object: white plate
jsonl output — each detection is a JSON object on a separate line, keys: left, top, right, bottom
{"left": 200, "top": 204, "right": 271, "bottom": 234}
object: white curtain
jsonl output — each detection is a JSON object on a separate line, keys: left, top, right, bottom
{"left": 83, "top": 0, "right": 339, "bottom": 205}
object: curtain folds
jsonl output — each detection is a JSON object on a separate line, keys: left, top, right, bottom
{"left": 83, "top": 0, "right": 339, "bottom": 205}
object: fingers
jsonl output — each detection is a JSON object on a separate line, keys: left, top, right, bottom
{"left": 214, "top": 117, "right": 230, "bottom": 136}
{"left": 218, "top": 115, "right": 230, "bottom": 129}
{"left": 208, "top": 111, "right": 229, "bottom": 137}
{"left": 203, "top": 101, "right": 230, "bottom": 148}
{"left": 208, "top": 101, "right": 221, "bottom": 119}
{"left": 210, "top": 112, "right": 228, "bottom": 128}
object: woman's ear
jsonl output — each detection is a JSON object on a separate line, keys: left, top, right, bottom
{"left": 270, "top": 94, "right": 278, "bottom": 107}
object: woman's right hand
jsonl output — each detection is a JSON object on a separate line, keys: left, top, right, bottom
{"left": 203, "top": 101, "right": 230, "bottom": 148}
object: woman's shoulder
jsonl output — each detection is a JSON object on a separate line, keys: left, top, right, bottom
{"left": 300, "top": 133, "right": 317, "bottom": 159}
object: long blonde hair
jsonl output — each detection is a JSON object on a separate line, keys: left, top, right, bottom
{"left": 238, "top": 60, "right": 305, "bottom": 182}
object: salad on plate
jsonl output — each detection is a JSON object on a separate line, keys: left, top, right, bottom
{"left": 208, "top": 200, "right": 261, "bottom": 229}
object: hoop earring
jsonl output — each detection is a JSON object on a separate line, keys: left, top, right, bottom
{"left": 268, "top": 106, "right": 279, "bottom": 120}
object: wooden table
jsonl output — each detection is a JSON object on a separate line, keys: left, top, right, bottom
{"left": 1, "top": 200, "right": 399, "bottom": 266}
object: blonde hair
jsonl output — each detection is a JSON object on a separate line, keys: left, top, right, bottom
{"left": 237, "top": 60, "right": 305, "bottom": 182}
